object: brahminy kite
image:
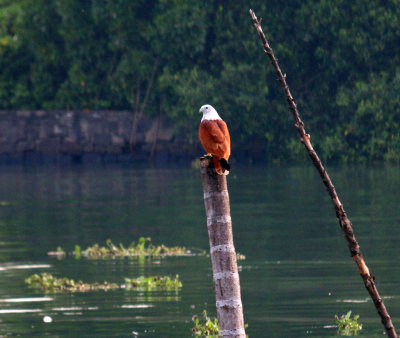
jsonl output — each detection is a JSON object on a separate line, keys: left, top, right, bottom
{"left": 199, "top": 104, "right": 231, "bottom": 175}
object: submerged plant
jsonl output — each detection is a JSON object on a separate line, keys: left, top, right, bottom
{"left": 335, "top": 311, "right": 362, "bottom": 336}
{"left": 25, "top": 273, "right": 119, "bottom": 293}
{"left": 192, "top": 310, "right": 220, "bottom": 337}
{"left": 124, "top": 275, "right": 182, "bottom": 290}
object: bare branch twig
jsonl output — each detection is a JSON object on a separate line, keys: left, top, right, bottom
{"left": 249, "top": 9, "right": 397, "bottom": 338}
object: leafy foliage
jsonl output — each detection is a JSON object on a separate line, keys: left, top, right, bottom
{"left": 1, "top": 1, "right": 400, "bottom": 162}
{"left": 335, "top": 311, "right": 362, "bottom": 336}
{"left": 192, "top": 310, "right": 220, "bottom": 337}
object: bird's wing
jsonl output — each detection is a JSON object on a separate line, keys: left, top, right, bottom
{"left": 215, "top": 119, "right": 230, "bottom": 157}
{"left": 199, "top": 120, "right": 230, "bottom": 158}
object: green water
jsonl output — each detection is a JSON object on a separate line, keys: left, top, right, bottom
{"left": 0, "top": 165, "right": 399, "bottom": 337}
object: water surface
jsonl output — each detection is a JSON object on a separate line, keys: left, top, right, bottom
{"left": 0, "top": 164, "right": 399, "bottom": 337}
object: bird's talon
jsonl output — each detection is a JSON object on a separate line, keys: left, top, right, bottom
{"left": 200, "top": 154, "right": 213, "bottom": 160}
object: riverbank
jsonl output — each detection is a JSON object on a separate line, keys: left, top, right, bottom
{"left": 0, "top": 110, "right": 196, "bottom": 165}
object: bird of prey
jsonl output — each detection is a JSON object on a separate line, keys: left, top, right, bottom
{"left": 199, "top": 104, "right": 231, "bottom": 175}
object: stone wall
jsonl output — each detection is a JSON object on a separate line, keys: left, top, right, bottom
{"left": 0, "top": 110, "right": 179, "bottom": 164}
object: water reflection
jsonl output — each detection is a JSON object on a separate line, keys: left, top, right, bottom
{"left": 120, "top": 305, "right": 153, "bottom": 309}
{"left": 0, "top": 309, "right": 42, "bottom": 314}
{"left": 0, "top": 264, "right": 51, "bottom": 271}
{"left": 0, "top": 297, "right": 53, "bottom": 303}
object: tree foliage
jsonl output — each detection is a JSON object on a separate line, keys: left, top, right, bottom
{"left": 1, "top": 0, "right": 399, "bottom": 162}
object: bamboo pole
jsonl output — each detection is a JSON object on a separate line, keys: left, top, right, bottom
{"left": 200, "top": 157, "right": 246, "bottom": 338}
{"left": 249, "top": 9, "right": 397, "bottom": 337}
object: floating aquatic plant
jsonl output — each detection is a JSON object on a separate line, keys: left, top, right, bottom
{"left": 191, "top": 310, "right": 248, "bottom": 337}
{"left": 48, "top": 238, "right": 246, "bottom": 261}
{"left": 236, "top": 253, "right": 246, "bottom": 260}
{"left": 192, "top": 310, "right": 220, "bottom": 337}
{"left": 25, "top": 273, "right": 119, "bottom": 293}
{"left": 335, "top": 311, "right": 362, "bottom": 336}
{"left": 49, "top": 237, "right": 205, "bottom": 259}
{"left": 25, "top": 273, "right": 183, "bottom": 293}
{"left": 124, "top": 275, "right": 182, "bottom": 290}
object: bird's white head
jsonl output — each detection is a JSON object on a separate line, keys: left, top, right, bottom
{"left": 199, "top": 104, "right": 221, "bottom": 121}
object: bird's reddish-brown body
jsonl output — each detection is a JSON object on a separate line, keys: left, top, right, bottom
{"left": 199, "top": 119, "right": 231, "bottom": 174}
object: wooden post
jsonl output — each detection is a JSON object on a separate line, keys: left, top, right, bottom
{"left": 249, "top": 9, "right": 397, "bottom": 337}
{"left": 200, "top": 157, "right": 246, "bottom": 338}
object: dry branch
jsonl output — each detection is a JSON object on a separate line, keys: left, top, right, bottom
{"left": 249, "top": 9, "right": 397, "bottom": 338}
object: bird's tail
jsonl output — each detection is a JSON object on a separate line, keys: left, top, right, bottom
{"left": 219, "top": 158, "right": 230, "bottom": 171}
{"left": 213, "top": 156, "right": 230, "bottom": 175}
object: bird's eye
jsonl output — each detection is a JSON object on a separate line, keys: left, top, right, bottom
{"left": 206, "top": 107, "right": 209, "bottom": 109}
